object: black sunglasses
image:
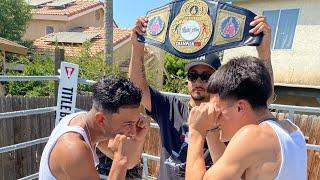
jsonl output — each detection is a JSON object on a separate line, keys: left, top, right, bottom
{"left": 187, "top": 72, "right": 212, "bottom": 82}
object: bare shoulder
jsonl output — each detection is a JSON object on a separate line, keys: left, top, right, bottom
{"left": 203, "top": 124, "right": 281, "bottom": 179}
{"left": 50, "top": 133, "right": 99, "bottom": 179}
{"left": 204, "top": 125, "right": 274, "bottom": 179}
{"left": 227, "top": 124, "right": 278, "bottom": 160}
{"left": 232, "top": 124, "right": 274, "bottom": 142}
{"left": 58, "top": 133, "right": 94, "bottom": 166}
{"left": 65, "top": 134, "right": 91, "bottom": 155}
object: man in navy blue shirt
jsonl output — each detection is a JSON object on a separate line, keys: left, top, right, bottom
{"left": 129, "top": 15, "right": 273, "bottom": 180}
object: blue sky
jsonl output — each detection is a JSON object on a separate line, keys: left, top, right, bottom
{"left": 114, "top": 0, "right": 172, "bottom": 28}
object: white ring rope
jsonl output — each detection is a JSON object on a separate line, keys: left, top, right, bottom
{"left": 0, "top": 76, "right": 59, "bottom": 82}
{"left": 0, "top": 137, "right": 49, "bottom": 154}
{"left": 0, "top": 107, "right": 57, "bottom": 120}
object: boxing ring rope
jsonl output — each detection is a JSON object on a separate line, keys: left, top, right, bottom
{"left": 18, "top": 173, "right": 39, "bottom": 180}
{"left": 78, "top": 78, "right": 96, "bottom": 86}
{"left": 0, "top": 137, "right": 49, "bottom": 154}
{"left": 1, "top": 75, "right": 320, "bottom": 180}
{"left": 0, "top": 107, "right": 57, "bottom": 120}
{"left": 0, "top": 75, "right": 59, "bottom": 81}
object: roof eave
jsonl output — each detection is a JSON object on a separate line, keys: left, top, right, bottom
{"left": 31, "top": 4, "right": 103, "bottom": 21}
{"left": 32, "top": 14, "right": 69, "bottom": 21}
{"left": 113, "top": 37, "right": 131, "bottom": 51}
{"left": 68, "top": 5, "right": 103, "bottom": 21}
{"left": 0, "top": 39, "right": 27, "bottom": 55}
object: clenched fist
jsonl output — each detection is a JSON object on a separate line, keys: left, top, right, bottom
{"left": 108, "top": 134, "right": 132, "bottom": 168}
{"left": 188, "top": 103, "right": 219, "bottom": 136}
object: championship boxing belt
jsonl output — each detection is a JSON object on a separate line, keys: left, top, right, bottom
{"left": 137, "top": 0, "right": 263, "bottom": 59}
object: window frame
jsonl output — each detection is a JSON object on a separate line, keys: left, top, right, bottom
{"left": 263, "top": 8, "right": 300, "bottom": 50}
{"left": 46, "top": 26, "right": 54, "bottom": 34}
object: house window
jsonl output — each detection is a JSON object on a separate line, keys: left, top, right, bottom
{"left": 263, "top": 8, "right": 299, "bottom": 49}
{"left": 46, "top": 26, "right": 54, "bottom": 34}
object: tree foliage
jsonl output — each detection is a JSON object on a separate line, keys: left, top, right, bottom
{"left": 5, "top": 54, "right": 55, "bottom": 96}
{"left": 5, "top": 43, "right": 124, "bottom": 96}
{"left": 67, "top": 42, "right": 124, "bottom": 93}
{"left": 162, "top": 53, "right": 188, "bottom": 94}
{"left": 0, "top": 0, "right": 32, "bottom": 42}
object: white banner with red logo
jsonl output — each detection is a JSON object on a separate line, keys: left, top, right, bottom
{"left": 55, "top": 62, "right": 79, "bottom": 125}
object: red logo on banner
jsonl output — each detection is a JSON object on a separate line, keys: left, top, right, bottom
{"left": 65, "top": 66, "right": 75, "bottom": 79}
{"left": 220, "top": 16, "right": 240, "bottom": 38}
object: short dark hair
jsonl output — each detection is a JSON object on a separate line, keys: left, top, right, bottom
{"left": 92, "top": 75, "right": 142, "bottom": 113}
{"left": 207, "top": 56, "right": 271, "bottom": 109}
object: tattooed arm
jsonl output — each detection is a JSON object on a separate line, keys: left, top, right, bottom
{"left": 262, "top": 56, "right": 274, "bottom": 105}
{"left": 129, "top": 16, "right": 152, "bottom": 111}
{"left": 250, "top": 16, "right": 274, "bottom": 105}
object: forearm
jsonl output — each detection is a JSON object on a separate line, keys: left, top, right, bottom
{"left": 257, "top": 48, "right": 274, "bottom": 104}
{"left": 261, "top": 57, "right": 274, "bottom": 105}
{"left": 109, "top": 156, "right": 128, "bottom": 180}
{"left": 129, "top": 43, "right": 151, "bottom": 110}
{"left": 127, "top": 139, "right": 144, "bottom": 169}
{"left": 206, "top": 131, "right": 226, "bottom": 163}
{"left": 129, "top": 44, "right": 148, "bottom": 91}
{"left": 97, "top": 141, "right": 114, "bottom": 159}
{"left": 264, "top": 57, "right": 274, "bottom": 104}
{"left": 97, "top": 139, "right": 144, "bottom": 169}
{"left": 186, "top": 129, "right": 206, "bottom": 180}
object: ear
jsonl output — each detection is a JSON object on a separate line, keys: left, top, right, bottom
{"left": 237, "top": 100, "right": 249, "bottom": 112}
{"left": 95, "top": 112, "right": 106, "bottom": 126}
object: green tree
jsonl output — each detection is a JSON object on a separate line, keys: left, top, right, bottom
{"left": 4, "top": 42, "right": 125, "bottom": 96}
{"left": 5, "top": 53, "right": 55, "bottom": 96}
{"left": 162, "top": 53, "right": 188, "bottom": 94}
{"left": 0, "top": 0, "right": 32, "bottom": 42}
{"left": 67, "top": 42, "right": 124, "bottom": 93}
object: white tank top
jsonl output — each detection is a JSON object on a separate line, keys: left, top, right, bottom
{"left": 261, "top": 119, "right": 307, "bottom": 180}
{"left": 39, "top": 112, "right": 99, "bottom": 180}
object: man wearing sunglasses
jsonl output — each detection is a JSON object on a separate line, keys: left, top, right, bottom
{"left": 184, "top": 53, "right": 221, "bottom": 106}
{"left": 129, "top": 15, "right": 273, "bottom": 179}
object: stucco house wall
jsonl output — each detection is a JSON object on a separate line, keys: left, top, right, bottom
{"left": 223, "top": 0, "right": 320, "bottom": 86}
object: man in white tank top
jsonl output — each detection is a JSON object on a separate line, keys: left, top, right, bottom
{"left": 39, "top": 75, "right": 150, "bottom": 180}
{"left": 186, "top": 56, "right": 307, "bottom": 179}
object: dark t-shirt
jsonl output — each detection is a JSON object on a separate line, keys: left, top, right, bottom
{"left": 146, "top": 87, "right": 212, "bottom": 180}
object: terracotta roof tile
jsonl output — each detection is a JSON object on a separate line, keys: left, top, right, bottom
{"left": 33, "top": 27, "right": 132, "bottom": 56}
{"left": 31, "top": 1, "right": 103, "bottom": 17}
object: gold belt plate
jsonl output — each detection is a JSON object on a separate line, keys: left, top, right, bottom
{"left": 169, "top": 0, "right": 213, "bottom": 54}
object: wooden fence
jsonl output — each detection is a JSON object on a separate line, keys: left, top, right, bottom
{"left": 0, "top": 95, "right": 319, "bottom": 179}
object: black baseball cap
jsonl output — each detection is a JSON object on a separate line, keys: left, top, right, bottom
{"left": 184, "top": 53, "right": 221, "bottom": 72}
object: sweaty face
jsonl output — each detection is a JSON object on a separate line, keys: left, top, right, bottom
{"left": 103, "top": 107, "right": 141, "bottom": 138}
{"left": 210, "top": 94, "right": 243, "bottom": 142}
{"left": 187, "top": 65, "right": 215, "bottom": 102}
